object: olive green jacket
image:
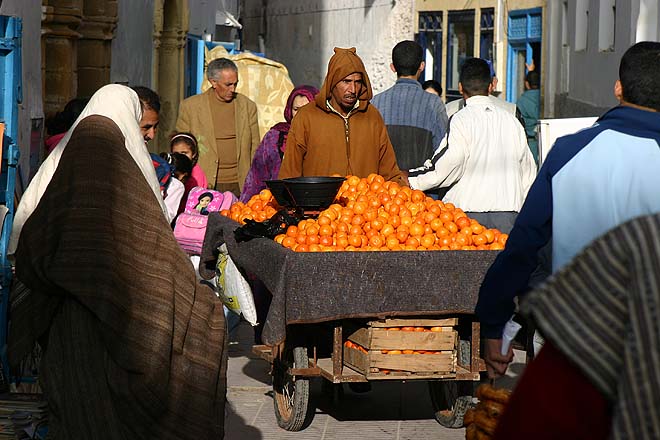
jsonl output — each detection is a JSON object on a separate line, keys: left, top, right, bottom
{"left": 175, "top": 89, "right": 259, "bottom": 191}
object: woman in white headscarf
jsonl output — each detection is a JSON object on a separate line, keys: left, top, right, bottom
{"left": 8, "top": 84, "right": 167, "bottom": 255}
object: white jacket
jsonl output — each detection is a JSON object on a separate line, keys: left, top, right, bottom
{"left": 408, "top": 95, "right": 536, "bottom": 212}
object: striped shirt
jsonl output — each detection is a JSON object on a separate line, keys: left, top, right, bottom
{"left": 371, "top": 78, "right": 448, "bottom": 169}
{"left": 523, "top": 213, "right": 660, "bottom": 440}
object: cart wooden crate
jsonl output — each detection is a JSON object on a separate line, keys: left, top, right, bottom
{"left": 201, "top": 214, "right": 498, "bottom": 432}
{"left": 344, "top": 317, "right": 459, "bottom": 378}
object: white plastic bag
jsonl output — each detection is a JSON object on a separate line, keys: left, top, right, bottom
{"left": 215, "top": 244, "right": 258, "bottom": 326}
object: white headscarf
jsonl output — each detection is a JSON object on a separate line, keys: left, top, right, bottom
{"left": 8, "top": 84, "right": 167, "bottom": 255}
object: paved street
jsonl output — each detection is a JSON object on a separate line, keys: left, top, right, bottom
{"left": 225, "top": 322, "right": 526, "bottom": 439}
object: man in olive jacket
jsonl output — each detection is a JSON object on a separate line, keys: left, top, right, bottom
{"left": 176, "top": 58, "right": 259, "bottom": 194}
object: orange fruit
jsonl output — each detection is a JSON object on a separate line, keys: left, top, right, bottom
{"left": 405, "top": 237, "right": 420, "bottom": 248}
{"left": 498, "top": 233, "right": 509, "bottom": 245}
{"left": 471, "top": 223, "right": 485, "bottom": 235}
{"left": 319, "top": 224, "right": 333, "bottom": 236}
{"left": 349, "top": 224, "right": 363, "bottom": 236}
{"left": 439, "top": 211, "right": 453, "bottom": 223}
{"left": 446, "top": 222, "right": 459, "bottom": 233}
{"left": 456, "top": 216, "right": 471, "bottom": 229}
{"left": 420, "top": 234, "right": 436, "bottom": 248}
{"left": 409, "top": 223, "right": 424, "bottom": 237}
{"left": 430, "top": 218, "right": 444, "bottom": 232}
{"left": 483, "top": 229, "right": 496, "bottom": 243}
{"left": 306, "top": 234, "right": 320, "bottom": 245}
{"left": 473, "top": 234, "right": 487, "bottom": 246}
{"left": 258, "top": 189, "right": 272, "bottom": 201}
{"left": 282, "top": 236, "right": 296, "bottom": 248}
{"left": 369, "top": 234, "right": 385, "bottom": 248}
{"left": 381, "top": 223, "right": 395, "bottom": 237}
{"left": 319, "top": 235, "right": 334, "bottom": 246}
{"left": 386, "top": 236, "right": 400, "bottom": 250}
{"left": 348, "top": 235, "right": 362, "bottom": 247}
{"left": 286, "top": 225, "right": 298, "bottom": 237}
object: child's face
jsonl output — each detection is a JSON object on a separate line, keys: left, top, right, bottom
{"left": 172, "top": 142, "right": 194, "bottom": 161}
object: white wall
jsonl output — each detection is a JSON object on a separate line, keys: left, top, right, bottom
{"left": 189, "top": 0, "right": 217, "bottom": 37}
{"left": 241, "top": 0, "right": 414, "bottom": 93}
{"left": 0, "top": 0, "right": 43, "bottom": 185}
{"left": 544, "top": 0, "right": 660, "bottom": 116}
{"left": 111, "top": 0, "right": 155, "bottom": 88}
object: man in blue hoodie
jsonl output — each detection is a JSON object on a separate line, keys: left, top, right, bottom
{"left": 476, "top": 41, "right": 660, "bottom": 378}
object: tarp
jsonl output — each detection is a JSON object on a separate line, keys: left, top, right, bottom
{"left": 201, "top": 214, "right": 498, "bottom": 346}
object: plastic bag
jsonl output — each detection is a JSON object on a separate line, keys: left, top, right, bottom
{"left": 215, "top": 244, "right": 258, "bottom": 326}
{"left": 234, "top": 207, "right": 304, "bottom": 242}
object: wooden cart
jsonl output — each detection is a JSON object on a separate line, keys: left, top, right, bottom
{"left": 201, "top": 214, "right": 498, "bottom": 431}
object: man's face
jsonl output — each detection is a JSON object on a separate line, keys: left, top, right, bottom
{"left": 139, "top": 108, "right": 159, "bottom": 142}
{"left": 210, "top": 69, "right": 239, "bottom": 103}
{"left": 330, "top": 72, "right": 363, "bottom": 113}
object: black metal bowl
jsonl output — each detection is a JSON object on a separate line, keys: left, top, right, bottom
{"left": 282, "top": 176, "right": 346, "bottom": 210}
{"left": 265, "top": 179, "right": 293, "bottom": 207}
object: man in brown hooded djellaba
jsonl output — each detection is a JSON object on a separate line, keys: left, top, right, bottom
{"left": 278, "top": 47, "right": 407, "bottom": 185}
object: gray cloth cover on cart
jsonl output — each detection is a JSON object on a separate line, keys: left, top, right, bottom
{"left": 201, "top": 213, "right": 497, "bottom": 346}
{"left": 9, "top": 115, "right": 227, "bottom": 440}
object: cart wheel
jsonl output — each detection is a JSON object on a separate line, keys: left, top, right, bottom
{"left": 428, "top": 380, "right": 476, "bottom": 428}
{"left": 273, "top": 346, "right": 314, "bottom": 431}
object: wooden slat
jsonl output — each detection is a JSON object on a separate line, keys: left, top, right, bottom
{"left": 368, "top": 317, "right": 458, "bottom": 327}
{"left": 368, "top": 329, "right": 456, "bottom": 350}
{"left": 347, "top": 327, "right": 457, "bottom": 350}
{"left": 366, "top": 371, "right": 457, "bottom": 380}
{"left": 333, "top": 323, "right": 343, "bottom": 377}
{"left": 369, "top": 352, "right": 455, "bottom": 372}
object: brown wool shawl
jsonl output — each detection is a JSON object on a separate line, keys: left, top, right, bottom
{"left": 10, "top": 115, "right": 227, "bottom": 440}
{"left": 522, "top": 214, "right": 660, "bottom": 439}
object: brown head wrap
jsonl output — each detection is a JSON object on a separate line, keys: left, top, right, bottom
{"left": 315, "top": 47, "right": 373, "bottom": 109}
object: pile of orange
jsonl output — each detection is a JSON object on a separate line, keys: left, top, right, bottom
{"left": 272, "top": 174, "right": 507, "bottom": 252}
{"left": 220, "top": 188, "right": 280, "bottom": 223}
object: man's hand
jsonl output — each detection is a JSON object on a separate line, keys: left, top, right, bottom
{"left": 400, "top": 170, "right": 410, "bottom": 187}
{"left": 483, "top": 338, "right": 514, "bottom": 379}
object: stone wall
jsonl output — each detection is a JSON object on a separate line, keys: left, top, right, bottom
{"left": 553, "top": 93, "right": 609, "bottom": 119}
{"left": 241, "top": 0, "right": 414, "bottom": 94}
{"left": 110, "top": 0, "right": 154, "bottom": 87}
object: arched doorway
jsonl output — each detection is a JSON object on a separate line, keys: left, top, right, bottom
{"left": 153, "top": 0, "right": 189, "bottom": 151}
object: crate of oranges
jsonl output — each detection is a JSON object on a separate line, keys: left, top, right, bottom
{"left": 222, "top": 174, "right": 508, "bottom": 252}
{"left": 343, "top": 318, "right": 459, "bottom": 378}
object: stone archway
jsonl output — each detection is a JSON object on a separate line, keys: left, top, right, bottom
{"left": 153, "top": 0, "right": 189, "bottom": 150}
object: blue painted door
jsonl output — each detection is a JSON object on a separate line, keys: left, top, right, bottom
{"left": 0, "top": 15, "right": 22, "bottom": 381}
{"left": 506, "top": 8, "right": 542, "bottom": 103}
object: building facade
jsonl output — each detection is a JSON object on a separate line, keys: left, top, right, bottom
{"left": 414, "top": 0, "right": 545, "bottom": 105}
{"left": 544, "top": 0, "right": 660, "bottom": 117}
{"left": 240, "top": 0, "right": 415, "bottom": 94}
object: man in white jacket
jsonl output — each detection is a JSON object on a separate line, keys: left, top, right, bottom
{"left": 407, "top": 58, "right": 536, "bottom": 233}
